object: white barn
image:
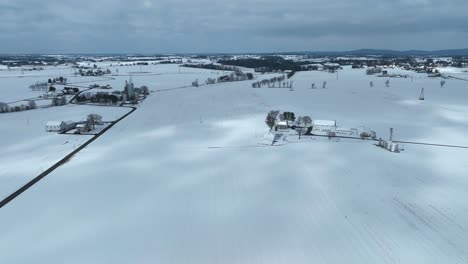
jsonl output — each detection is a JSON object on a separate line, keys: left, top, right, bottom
{"left": 311, "top": 120, "right": 337, "bottom": 135}
{"left": 46, "top": 121, "right": 66, "bottom": 132}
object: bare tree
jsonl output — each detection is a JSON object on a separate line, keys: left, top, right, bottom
{"left": 141, "top": 86, "right": 150, "bottom": 95}
{"left": 278, "top": 113, "right": 285, "bottom": 122}
{"left": 302, "top": 116, "right": 312, "bottom": 128}
{"left": 87, "top": 114, "right": 103, "bottom": 130}
{"left": 0, "top": 102, "right": 9, "bottom": 113}
{"left": 295, "top": 116, "right": 306, "bottom": 139}
{"left": 360, "top": 132, "right": 370, "bottom": 140}
{"left": 265, "top": 110, "right": 280, "bottom": 131}
{"left": 28, "top": 101, "right": 37, "bottom": 109}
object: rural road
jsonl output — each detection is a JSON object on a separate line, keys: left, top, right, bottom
{"left": 0, "top": 106, "right": 137, "bottom": 209}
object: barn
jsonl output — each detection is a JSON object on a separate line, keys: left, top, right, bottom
{"left": 311, "top": 120, "right": 337, "bottom": 135}
{"left": 45, "top": 121, "right": 66, "bottom": 132}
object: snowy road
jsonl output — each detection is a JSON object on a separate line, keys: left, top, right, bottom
{"left": 0, "top": 106, "right": 137, "bottom": 208}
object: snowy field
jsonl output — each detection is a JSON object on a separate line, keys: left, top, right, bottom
{"left": 0, "top": 104, "right": 131, "bottom": 200}
{"left": 1, "top": 65, "right": 468, "bottom": 263}
{"left": 0, "top": 63, "right": 227, "bottom": 103}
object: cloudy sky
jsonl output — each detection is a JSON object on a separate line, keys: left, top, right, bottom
{"left": 1, "top": 0, "right": 468, "bottom": 54}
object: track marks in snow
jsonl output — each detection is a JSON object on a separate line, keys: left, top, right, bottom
{"left": 394, "top": 198, "right": 468, "bottom": 263}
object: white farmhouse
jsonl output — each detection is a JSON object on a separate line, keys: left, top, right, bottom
{"left": 275, "top": 121, "right": 289, "bottom": 131}
{"left": 46, "top": 121, "right": 66, "bottom": 132}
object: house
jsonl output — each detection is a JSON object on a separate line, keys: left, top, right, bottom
{"left": 46, "top": 121, "right": 66, "bottom": 132}
{"left": 275, "top": 121, "right": 289, "bottom": 131}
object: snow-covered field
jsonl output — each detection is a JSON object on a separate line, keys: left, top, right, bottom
{"left": 0, "top": 104, "right": 131, "bottom": 199}
{"left": 1, "top": 65, "right": 468, "bottom": 263}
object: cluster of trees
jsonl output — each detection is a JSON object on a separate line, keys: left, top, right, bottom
{"left": 0, "top": 101, "right": 37, "bottom": 113}
{"left": 52, "top": 96, "right": 67, "bottom": 106}
{"left": 86, "top": 114, "right": 103, "bottom": 130}
{"left": 29, "top": 82, "right": 49, "bottom": 91}
{"left": 265, "top": 110, "right": 312, "bottom": 139}
{"left": 78, "top": 68, "right": 111, "bottom": 76}
{"left": 294, "top": 115, "right": 312, "bottom": 139}
{"left": 182, "top": 63, "right": 239, "bottom": 71}
{"left": 48, "top": 77, "right": 67, "bottom": 84}
{"left": 138, "top": 86, "right": 150, "bottom": 96}
{"left": 62, "top": 87, "right": 80, "bottom": 94}
{"left": 76, "top": 92, "right": 121, "bottom": 105}
{"left": 218, "top": 56, "right": 306, "bottom": 72}
{"left": 203, "top": 70, "right": 254, "bottom": 85}
{"left": 252, "top": 75, "right": 288, "bottom": 88}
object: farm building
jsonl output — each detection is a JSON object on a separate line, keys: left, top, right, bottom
{"left": 311, "top": 120, "right": 337, "bottom": 135}
{"left": 65, "top": 121, "right": 77, "bottom": 131}
{"left": 312, "top": 120, "right": 336, "bottom": 127}
{"left": 275, "top": 121, "right": 289, "bottom": 131}
{"left": 76, "top": 123, "right": 90, "bottom": 133}
{"left": 45, "top": 121, "right": 66, "bottom": 132}
{"left": 323, "top": 63, "right": 342, "bottom": 71}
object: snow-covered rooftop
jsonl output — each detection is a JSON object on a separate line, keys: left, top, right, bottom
{"left": 46, "top": 121, "right": 64, "bottom": 126}
{"left": 312, "top": 120, "right": 336, "bottom": 126}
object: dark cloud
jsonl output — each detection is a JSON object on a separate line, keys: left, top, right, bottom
{"left": 0, "top": 0, "right": 467, "bottom": 53}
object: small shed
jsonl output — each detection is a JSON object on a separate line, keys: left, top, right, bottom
{"left": 46, "top": 121, "right": 66, "bottom": 132}
{"left": 76, "top": 123, "right": 90, "bottom": 133}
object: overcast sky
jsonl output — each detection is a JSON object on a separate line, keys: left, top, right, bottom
{"left": 1, "top": 0, "right": 468, "bottom": 54}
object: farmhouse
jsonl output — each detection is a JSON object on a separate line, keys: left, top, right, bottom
{"left": 275, "top": 121, "right": 289, "bottom": 131}
{"left": 46, "top": 121, "right": 66, "bottom": 132}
